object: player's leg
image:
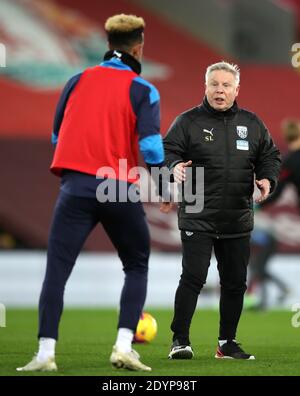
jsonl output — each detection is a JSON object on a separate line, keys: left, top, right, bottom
{"left": 255, "top": 235, "right": 288, "bottom": 305}
{"left": 214, "top": 236, "right": 255, "bottom": 359}
{"left": 17, "top": 191, "right": 97, "bottom": 371}
{"left": 169, "top": 232, "right": 213, "bottom": 359}
{"left": 249, "top": 234, "right": 277, "bottom": 309}
{"left": 99, "top": 200, "right": 151, "bottom": 371}
{"left": 38, "top": 191, "right": 98, "bottom": 339}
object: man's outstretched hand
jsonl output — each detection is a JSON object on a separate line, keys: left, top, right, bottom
{"left": 160, "top": 202, "right": 173, "bottom": 213}
{"left": 173, "top": 160, "right": 192, "bottom": 183}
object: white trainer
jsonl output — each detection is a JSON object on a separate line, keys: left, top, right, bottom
{"left": 16, "top": 355, "right": 57, "bottom": 372}
{"left": 110, "top": 345, "right": 151, "bottom": 372}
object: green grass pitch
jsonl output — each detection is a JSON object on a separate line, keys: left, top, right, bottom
{"left": 1, "top": 309, "right": 300, "bottom": 376}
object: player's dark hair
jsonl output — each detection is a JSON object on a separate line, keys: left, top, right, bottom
{"left": 107, "top": 28, "right": 144, "bottom": 50}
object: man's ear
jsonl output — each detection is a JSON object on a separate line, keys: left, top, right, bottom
{"left": 235, "top": 85, "right": 240, "bottom": 97}
{"left": 131, "top": 43, "right": 143, "bottom": 59}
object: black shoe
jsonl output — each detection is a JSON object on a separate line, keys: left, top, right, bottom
{"left": 215, "top": 340, "right": 255, "bottom": 360}
{"left": 168, "top": 339, "right": 194, "bottom": 360}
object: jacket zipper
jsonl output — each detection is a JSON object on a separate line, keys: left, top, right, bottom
{"left": 216, "top": 117, "right": 230, "bottom": 236}
{"left": 223, "top": 117, "right": 230, "bottom": 198}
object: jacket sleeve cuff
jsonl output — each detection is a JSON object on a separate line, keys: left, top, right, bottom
{"left": 268, "top": 178, "right": 277, "bottom": 194}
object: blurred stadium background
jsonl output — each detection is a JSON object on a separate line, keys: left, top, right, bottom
{"left": 1, "top": 0, "right": 300, "bottom": 312}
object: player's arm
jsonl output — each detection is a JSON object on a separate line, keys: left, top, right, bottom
{"left": 163, "top": 115, "right": 191, "bottom": 183}
{"left": 130, "top": 78, "right": 169, "bottom": 200}
{"left": 51, "top": 72, "right": 82, "bottom": 145}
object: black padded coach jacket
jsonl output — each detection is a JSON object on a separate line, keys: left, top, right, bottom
{"left": 163, "top": 97, "right": 282, "bottom": 238}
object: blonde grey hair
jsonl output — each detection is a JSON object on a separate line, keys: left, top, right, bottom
{"left": 104, "top": 14, "right": 145, "bottom": 51}
{"left": 205, "top": 61, "right": 240, "bottom": 85}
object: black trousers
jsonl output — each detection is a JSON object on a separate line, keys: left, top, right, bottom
{"left": 38, "top": 190, "right": 150, "bottom": 340}
{"left": 171, "top": 232, "right": 250, "bottom": 342}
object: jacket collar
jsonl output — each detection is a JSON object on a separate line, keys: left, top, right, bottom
{"left": 103, "top": 50, "right": 141, "bottom": 75}
{"left": 202, "top": 96, "right": 239, "bottom": 119}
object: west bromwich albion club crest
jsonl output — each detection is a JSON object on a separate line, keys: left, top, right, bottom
{"left": 236, "top": 126, "right": 248, "bottom": 139}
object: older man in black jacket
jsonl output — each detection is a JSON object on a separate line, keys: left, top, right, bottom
{"left": 163, "top": 61, "right": 281, "bottom": 360}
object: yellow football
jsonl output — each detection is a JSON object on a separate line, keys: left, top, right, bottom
{"left": 134, "top": 312, "right": 158, "bottom": 343}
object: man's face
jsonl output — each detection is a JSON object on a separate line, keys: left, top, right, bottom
{"left": 205, "top": 70, "right": 240, "bottom": 111}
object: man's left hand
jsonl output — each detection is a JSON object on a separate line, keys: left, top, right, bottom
{"left": 255, "top": 179, "right": 270, "bottom": 203}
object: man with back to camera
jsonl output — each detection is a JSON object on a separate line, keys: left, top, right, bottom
{"left": 162, "top": 61, "right": 281, "bottom": 360}
{"left": 246, "top": 118, "right": 300, "bottom": 308}
{"left": 17, "top": 13, "right": 171, "bottom": 373}
{"left": 259, "top": 118, "right": 300, "bottom": 209}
